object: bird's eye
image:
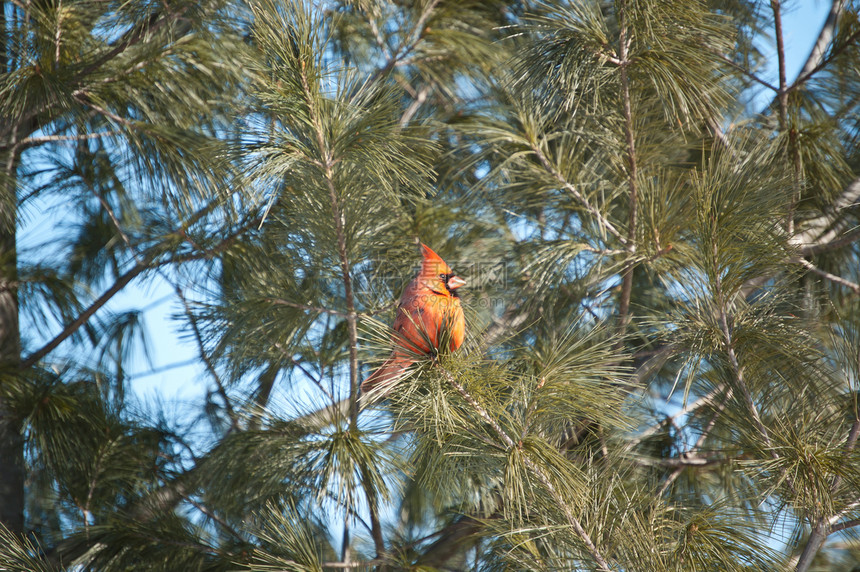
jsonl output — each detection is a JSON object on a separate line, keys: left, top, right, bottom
{"left": 439, "top": 273, "right": 448, "bottom": 282}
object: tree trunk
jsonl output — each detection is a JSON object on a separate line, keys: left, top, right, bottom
{"left": 0, "top": 15, "right": 25, "bottom": 526}
{"left": 0, "top": 209, "right": 24, "bottom": 533}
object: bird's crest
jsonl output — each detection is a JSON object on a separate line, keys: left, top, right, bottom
{"left": 420, "top": 243, "right": 454, "bottom": 275}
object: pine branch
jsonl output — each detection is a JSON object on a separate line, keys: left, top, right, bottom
{"left": 656, "top": 388, "right": 733, "bottom": 497}
{"left": 75, "top": 3, "right": 193, "bottom": 82}
{"left": 437, "top": 364, "right": 612, "bottom": 571}
{"left": 22, "top": 212, "right": 261, "bottom": 369}
{"left": 21, "top": 258, "right": 152, "bottom": 369}
{"left": 266, "top": 298, "right": 348, "bottom": 317}
{"left": 718, "top": 296, "right": 775, "bottom": 456}
{"left": 795, "top": 414, "right": 860, "bottom": 570}
{"left": 712, "top": 241, "right": 784, "bottom": 465}
{"left": 293, "top": 24, "right": 382, "bottom": 557}
{"left": 416, "top": 512, "right": 492, "bottom": 568}
{"left": 368, "top": 0, "right": 441, "bottom": 83}
{"left": 627, "top": 383, "right": 726, "bottom": 449}
{"left": 530, "top": 144, "right": 627, "bottom": 245}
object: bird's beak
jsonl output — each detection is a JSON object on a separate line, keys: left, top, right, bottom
{"left": 446, "top": 275, "right": 466, "bottom": 290}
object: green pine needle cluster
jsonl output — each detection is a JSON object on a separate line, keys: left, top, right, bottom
{"left": 1, "top": 0, "right": 860, "bottom": 570}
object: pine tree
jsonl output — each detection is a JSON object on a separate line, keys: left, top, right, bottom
{"left": 0, "top": 0, "right": 250, "bottom": 547}
{"left": 2, "top": 0, "right": 860, "bottom": 571}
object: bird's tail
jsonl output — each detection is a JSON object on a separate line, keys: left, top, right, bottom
{"left": 361, "top": 354, "right": 411, "bottom": 393}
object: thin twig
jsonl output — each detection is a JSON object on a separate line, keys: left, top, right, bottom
{"left": 400, "top": 84, "right": 431, "bottom": 127}
{"left": 795, "top": 258, "right": 860, "bottom": 293}
{"left": 267, "top": 298, "right": 348, "bottom": 317}
{"left": 22, "top": 214, "right": 261, "bottom": 369}
{"left": 626, "top": 384, "right": 726, "bottom": 450}
{"left": 711, "top": 50, "right": 779, "bottom": 93}
{"left": 175, "top": 285, "right": 240, "bottom": 432}
{"left": 368, "top": 0, "right": 441, "bottom": 83}
{"left": 184, "top": 495, "right": 245, "bottom": 542}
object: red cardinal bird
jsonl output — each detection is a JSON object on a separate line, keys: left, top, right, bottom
{"left": 361, "top": 244, "right": 466, "bottom": 393}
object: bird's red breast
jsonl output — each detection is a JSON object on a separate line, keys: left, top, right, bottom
{"left": 361, "top": 243, "right": 466, "bottom": 392}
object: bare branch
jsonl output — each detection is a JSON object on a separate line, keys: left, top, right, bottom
{"left": 831, "top": 517, "right": 860, "bottom": 533}
{"left": 794, "top": 258, "right": 860, "bottom": 293}
{"left": 711, "top": 50, "right": 779, "bottom": 93}
{"left": 400, "top": 84, "right": 431, "bottom": 128}
{"left": 16, "top": 130, "right": 120, "bottom": 149}
{"left": 21, "top": 259, "right": 152, "bottom": 369}
{"left": 617, "top": 0, "right": 638, "bottom": 336}
{"left": 793, "top": 0, "right": 847, "bottom": 86}
{"left": 792, "top": 177, "right": 860, "bottom": 253}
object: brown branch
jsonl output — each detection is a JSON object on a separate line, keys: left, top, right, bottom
{"left": 794, "top": 258, "right": 860, "bottom": 293}
{"left": 22, "top": 213, "right": 260, "bottom": 369}
{"left": 617, "top": 0, "right": 638, "bottom": 336}
{"left": 771, "top": 0, "right": 789, "bottom": 121}
{"left": 711, "top": 50, "right": 779, "bottom": 93}
{"left": 21, "top": 259, "right": 152, "bottom": 369}
{"left": 830, "top": 517, "right": 860, "bottom": 533}
{"left": 770, "top": 0, "right": 803, "bottom": 237}
{"left": 796, "top": 520, "right": 829, "bottom": 572}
